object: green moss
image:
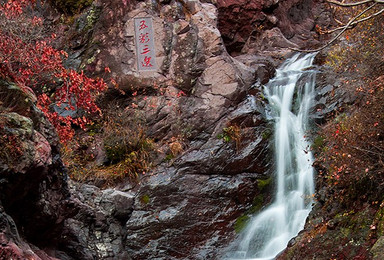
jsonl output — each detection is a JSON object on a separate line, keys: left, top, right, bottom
{"left": 164, "top": 154, "right": 174, "bottom": 161}
{"left": 261, "top": 129, "right": 272, "bottom": 140}
{"left": 234, "top": 215, "right": 250, "bottom": 233}
{"left": 248, "top": 194, "right": 264, "bottom": 214}
{"left": 340, "top": 227, "right": 351, "bottom": 238}
{"left": 258, "top": 177, "right": 272, "bottom": 191}
{"left": 141, "top": 194, "right": 150, "bottom": 204}
{"left": 375, "top": 203, "right": 384, "bottom": 236}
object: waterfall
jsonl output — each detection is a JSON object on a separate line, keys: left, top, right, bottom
{"left": 227, "top": 53, "right": 318, "bottom": 260}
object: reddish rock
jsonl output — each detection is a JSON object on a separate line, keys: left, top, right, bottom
{"left": 214, "top": 0, "right": 331, "bottom": 54}
{"left": 216, "top": 0, "right": 267, "bottom": 54}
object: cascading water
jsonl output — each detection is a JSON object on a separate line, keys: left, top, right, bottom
{"left": 227, "top": 53, "right": 318, "bottom": 260}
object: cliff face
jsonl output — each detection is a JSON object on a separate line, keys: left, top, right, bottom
{"left": 0, "top": 0, "right": 336, "bottom": 259}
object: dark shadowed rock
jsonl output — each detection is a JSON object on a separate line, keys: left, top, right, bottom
{"left": 175, "top": 96, "right": 270, "bottom": 176}
{"left": 0, "top": 81, "right": 69, "bottom": 259}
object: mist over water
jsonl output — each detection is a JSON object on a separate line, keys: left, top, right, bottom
{"left": 227, "top": 53, "right": 318, "bottom": 260}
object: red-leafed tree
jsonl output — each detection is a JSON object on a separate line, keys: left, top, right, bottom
{"left": 0, "top": 0, "right": 108, "bottom": 143}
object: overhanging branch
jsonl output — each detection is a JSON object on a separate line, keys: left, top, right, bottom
{"left": 327, "top": 0, "right": 384, "bottom": 7}
{"left": 326, "top": 7, "right": 384, "bottom": 33}
{"left": 292, "top": 2, "right": 381, "bottom": 52}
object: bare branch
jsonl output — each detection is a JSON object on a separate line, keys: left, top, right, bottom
{"left": 326, "top": 7, "right": 384, "bottom": 33}
{"left": 327, "top": 0, "right": 373, "bottom": 7}
{"left": 292, "top": 2, "right": 379, "bottom": 53}
{"left": 327, "top": 0, "right": 384, "bottom": 7}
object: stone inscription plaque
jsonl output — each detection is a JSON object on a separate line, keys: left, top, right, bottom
{"left": 134, "top": 17, "right": 157, "bottom": 71}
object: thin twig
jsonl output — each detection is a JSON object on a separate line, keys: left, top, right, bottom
{"left": 327, "top": 0, "right": 373, "bottom": 7}
{"left": 352, "top": 145, "right": 383, "bottom": 156}
{"left": 291, "top": 2, "right": 379, "bottom": 52}
{"left": 326, "top": 8, "right": 384, "bottom": 33}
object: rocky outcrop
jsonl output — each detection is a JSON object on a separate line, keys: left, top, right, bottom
{"left": 0, "top": 81, "right": 135, "bottom": 259}
{"left": 214, "top": 0, "right": 332, "bottom": 55}
{"left": 0, "top": 80, "right": 69, "bottom": 259}
{"left": 51, "top": 0, "right": 276, "bottom": 257}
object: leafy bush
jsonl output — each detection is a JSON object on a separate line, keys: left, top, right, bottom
{"left": 325, "top": 13, "right": 384, "bottom": 79}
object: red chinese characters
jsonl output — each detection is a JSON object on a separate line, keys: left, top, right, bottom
{"left": 142, "top": 56, "right": 153, "bottom": 68}
{"left": 134, "top": 17, "right": 156, "bottom": 71}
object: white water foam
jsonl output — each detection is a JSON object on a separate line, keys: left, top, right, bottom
{"left": 227, "top": 53, "right": 318, "bottom": 260}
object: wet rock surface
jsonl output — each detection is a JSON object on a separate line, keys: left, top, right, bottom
{"left": 125, "top": 168, "right": 268, "bottom": 259}
{"left": 214, "top": 0, "right": 331, "bottom": 54}
{"left": 57, "top": 182, "right": 135, "bottom": 260}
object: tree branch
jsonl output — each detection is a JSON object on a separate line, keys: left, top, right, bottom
{"left": 292, "top": 2, "right": 379, "bottom": 53}
{"left": 327, "top": 0, "right": 373, "bottom": 7}
{"left": 327, "top": 0, "right": 384, "bottom": 7}
{"left": 326, "top": 7, "right": 384, "bottom": 33}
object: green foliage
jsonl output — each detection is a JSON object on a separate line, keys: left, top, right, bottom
{"left": 375, "top": 202, "right": 384, "bottom": 237}
{"left": 248, "top": 194, "right": 264, "bottom": 214}
{"left": 311, "top": 135, "right": 325, "bottom": 152}
{"left": 261, "top": 129, "right": 272, "bottom": 140}
{"left": 257, "top": 177, "right": 271, "bottom": 191}
{"left": 217, "top": 124, "right": 241, "bottom": 151}
{"left": 234, "top": 178, "right": 272, "bottom": 233}
{"left": 164, "top": 154, "right": 174, "bottom": 161}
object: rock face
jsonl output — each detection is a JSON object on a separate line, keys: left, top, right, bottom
{"left": 214, "top": 0, "right": 332, "bottom": 54}
{"left": 125, "top": 169, "right": 270, "bottom": 259}
{"left": 52, "top": 0, "right": 277, "bottom": 258}
{"left": 57, "top": 182, "right": 135, "bottom": 260}
{"left": 0, "top": 80, "right": 69, "bottom": 259}
{"left": 0, "top": 81, "right": 135, "bottom": 260}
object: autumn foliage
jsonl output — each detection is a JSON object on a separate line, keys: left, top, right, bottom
{"left": 315, "top": 76, "right": 384, "bottom": 205}
{"left": 0, "top": 0, "right": 107, "bottom": 143}
{"left": 325, "top": 2, "right": 384, "bottom": 78}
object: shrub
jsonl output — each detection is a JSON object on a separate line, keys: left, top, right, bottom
{"left": 325, "top": 13, "right": 384, "bottom": 79}
{"left": 63, "top": 107, "right": 157, "bottom": 186}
